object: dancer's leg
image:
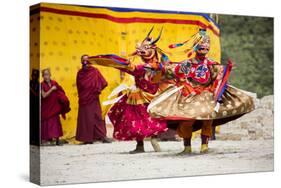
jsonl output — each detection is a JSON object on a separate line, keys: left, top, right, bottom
{"left": 151, "top": 135, "right": 161, "bottom": 152}
{"left": 129, "top": 140, "right": 145, "bottom": 154}
{"left": 177, "top": 121, "right": 195, "bottom": 154}
{"left": 200, "top": 120, "right": 213, "bottom": 153}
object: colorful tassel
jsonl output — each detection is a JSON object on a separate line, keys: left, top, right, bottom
{"left": 214, "top": 59, "right": 233, "bottom": 102}
{"left": 168, "top": 43, "right": 184, "bottom": 48}
{"left": 168, "top": 28, "right": 208, "bottom": 56}
{"left": 161, "top": 53, "right": 169, "bottom": 63}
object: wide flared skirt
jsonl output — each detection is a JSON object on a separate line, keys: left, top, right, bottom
{"left": 108, "top": 95, "right": 167, "bottom": 141}
{"left": 148, "top": 85, "right": 255, "bottom": 129}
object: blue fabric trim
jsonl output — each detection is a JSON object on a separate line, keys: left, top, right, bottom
{"left": 217, "top": 65, "right": 228, "bottom": 101}
{"left": 218, "top": 83, "right": 227, "bottom": 102}
{"left": 74, "top": 4, "right": 220, "bottom": 28}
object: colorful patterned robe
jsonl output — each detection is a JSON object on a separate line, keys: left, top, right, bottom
{"left": 148, "top": 56, "right": 255, "bottom": 128}
{"left": 108, "top": 65, "right": 168, "bottom": 141}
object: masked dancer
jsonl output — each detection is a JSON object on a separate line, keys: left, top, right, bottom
{"left": 148, "top": 29, "right": 255, "bottom": 154}
{"left": 89, "top": 27, "right": 172, "bottom": 153}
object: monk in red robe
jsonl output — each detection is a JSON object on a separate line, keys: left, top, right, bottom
{"left": 76, "top": 55, "right": 111, "bottom": 144}
{"left": 30, "top": 69, "right": 40, "bottom": 146}
{"left": 41, "top": 68, "right": 70, "bottom": 146}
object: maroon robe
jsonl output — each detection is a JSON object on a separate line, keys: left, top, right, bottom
{"left": 41, "top": 80, "right": 70, "bottom": 140}
{"left": 76, "top": 66, "right": 108, "bottom": 142}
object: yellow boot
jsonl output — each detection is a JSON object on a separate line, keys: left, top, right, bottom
{"left": 200, "top": 144, "right": 209, "bottom": 153}
{"left": 178, "top": 146, "right": 192, "bottom": 155}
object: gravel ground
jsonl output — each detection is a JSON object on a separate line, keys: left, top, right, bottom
{"left": 33, "top": 138, "right": 273, "bottom": 185}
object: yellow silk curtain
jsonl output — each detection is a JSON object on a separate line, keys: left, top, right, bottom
{"left": 30, "top": 3, "right": 221, "bottom": 142}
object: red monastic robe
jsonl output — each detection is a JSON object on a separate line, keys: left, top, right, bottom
{"left": 76, "top": 66, "right": 108, "bottom": 142}
{"left": 41, "top": 80, "right": 70, "bottom": 140}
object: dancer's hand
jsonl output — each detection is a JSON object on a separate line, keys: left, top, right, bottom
{"left": 127, "top": 62, "right": 135, "bottom": 71}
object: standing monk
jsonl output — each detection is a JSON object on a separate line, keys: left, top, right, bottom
{"left": 30, "top": 69, "right": 40, "bottom": 146}
{"left": 76, "top": 55, "right": 111, "bottom": 144}
{"left": 41, "top": 68, "right": 70, "bottom": 146}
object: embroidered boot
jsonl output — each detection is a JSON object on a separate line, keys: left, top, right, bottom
{"left": 129, "top": 141, "right": 145, "bottom": 154}
{"left": 178, "top": 138, "right": 192, "bottom": 155}
{"left": 200, "top": 135, "right": 209, "bottom": 153}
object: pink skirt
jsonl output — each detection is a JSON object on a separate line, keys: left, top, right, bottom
{"left": 41, "top": 115, "right": 63, "bottom": 141}
{"left": 108, "top": 95, "right": 167, "bottom": 141}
